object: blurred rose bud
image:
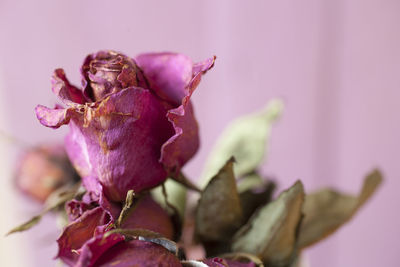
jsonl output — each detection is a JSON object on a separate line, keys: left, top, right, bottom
{"left": 15, "top": 144, "right": 78, "bottom": 202}
{"left": 36, "top": 50, "right": 215, "bottom": 201}
{"left": 58, "top": 194, "right": 175, "bottom": 265}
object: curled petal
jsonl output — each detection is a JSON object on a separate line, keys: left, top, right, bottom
{"left": 57, "top": 207, "right": 111, "bottom": 266}
{"left": 135, "top": 52, "right": 193, "bottom": 105}
{"left": 159, "top": 56, "right": 215, "bottom": 174}
{"left": 75, "top": 233, "right": 124, "bottom": 267}
{"left": 161, "top": 102, "right": 199, "bottom": 175}
{"left": 190, "top": 56, "right": 216, "bottom": 90}
{"left": 35, "top": 105, "right": 75, "bottom": 129}
{"left": 81, "top": 51, "right": 138, "bottom": 101}
{"left": 66, "top": 199, "right": 91, "bottom": 222}
{"left": 52, "top": 68, "right": 86, "bottom": 104}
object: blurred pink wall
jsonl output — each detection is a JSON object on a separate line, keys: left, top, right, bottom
{"left": 0, "top": 0, "right": 399, "bottom": 266}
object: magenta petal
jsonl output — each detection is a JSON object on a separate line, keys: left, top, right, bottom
{"left": 121, "top": 194, "right": 175, "bottom": 240}
{"left": 159, "top": 56, "right": 215, "bottom": 173}
{"left": 75, "top": 233, "right": 124, "bottom": 267}
{"left": 192, "top": 56, "right": 216, "bottom": 81}
{"left": 57, "top": 207, "right": 111, "bottom": 266}
{"left": 51, "top": 69, "right": 86, "bottom": 104}
{"left": 135, "top": 52, "right": 193, "bottom": 105}
{"left": 160, "top": 102, "right": 199, "bottom": 174}
{"left": 65, "top": 87, "right": 174, "bottom": 201}
{"left": 202, "top": 258, "right": 256, "bottom": 267}
{"left": 93, "top": 240, "right": 182, "bottom": 267}
{"left": 81, "top": 51, "right": 138, "bottom": 101}
{"left": 35, "top": 105, "right": 74, "bottom": 129}
{"left": 66, "top": 199, "right": 91, "bottom": 222}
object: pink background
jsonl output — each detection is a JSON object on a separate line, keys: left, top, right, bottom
{"left": 0, "top": 0, "right": 399, "bottom": 266}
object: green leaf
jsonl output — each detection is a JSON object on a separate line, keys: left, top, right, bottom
{"left": 152, "top": 178, "right": 187, "bottom": 218}
{"left": 297, "top": 169, "right": 383, "bottom": 248}
{"left": 196, "top": 158, "right": 243, "bottom": 242}
{"left": 232, "top": 181, "right": 304, "bottom": 266}
{"left": 237, "top": 173, "right": 264, "bottom": 193}
{"left": 201, "top": 99, "right": 283, "bottom": 184}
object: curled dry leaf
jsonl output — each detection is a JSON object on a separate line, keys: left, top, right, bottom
{"left": 6, "top": 215, "right": 42, "bottom": 236}
{"left": 238, "top": 174, "right": 276, "bottom": 224}
{"left": 297, "top": 169, "right": 383, "bottom": 248}
{"left": 232, "top": 181, "right": 304, "bottom": 266}
{"left": 196, "top": 158, "right": 243, "bottom": 242}
{"left": 202, "top": 99, "right": 283, "bottom": 184}
{"left": 6, "top": 183, "right": 82, "bottom": 235}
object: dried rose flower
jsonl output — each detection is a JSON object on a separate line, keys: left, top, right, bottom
{"left": 35, "top": 51, "right": 215, "bottom": 201}
{"left": 58, "top": 194, "right": 175, "bottom": 265}
{"left": 15, "top": 144, "right": 78, "bottom": 202}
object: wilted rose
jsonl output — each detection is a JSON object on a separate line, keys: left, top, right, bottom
{"left": 35, "top": 50, "right": 215, "bottom": 201}
{"left": 58, "top": 194, "right": 175, "bottom": 266}
{"left": 15, "top": 144, "right": 78, "bottom": 202}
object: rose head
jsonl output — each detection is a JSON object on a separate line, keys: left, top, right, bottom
{"left": 36, "top": 50, "right": 215, "bottom": 201}
{"left": 82, "top": 51, "right": 139, "bottom": 101}
{"left": 59, "top": 194, "right": 175, "bottom": 266}
{"left": 15, "top": 144, "right": 78, "bottom": 202}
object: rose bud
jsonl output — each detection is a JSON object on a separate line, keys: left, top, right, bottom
{"left": 58, "top": 194, "right": 175, "bottom": 265}
{"left": 81, "top": 50, "right": 139, "bottom": 101}
{"left": 15, "top": 144, "right": 79, "bottom": 202}
{"left": 35, "top": 50, "right": 215, "bottom": 202}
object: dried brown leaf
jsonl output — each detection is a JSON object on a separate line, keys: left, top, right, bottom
{"left": 196, "top": 158, "right": 243, "bottom": 242}
{"left": 6, "top": 215, "right": 42, "bottom": 236}
{"left": 297, "top": 169, "right": 383, "bottom": 248}
{"left": 232, "top": 181, "right": 304, "bottom": 266}
{"left": 6, "top": 183, "right": 82, "bottom": 235}
{"left": 239, "top": 176, "right": 276, "bottom": 224}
